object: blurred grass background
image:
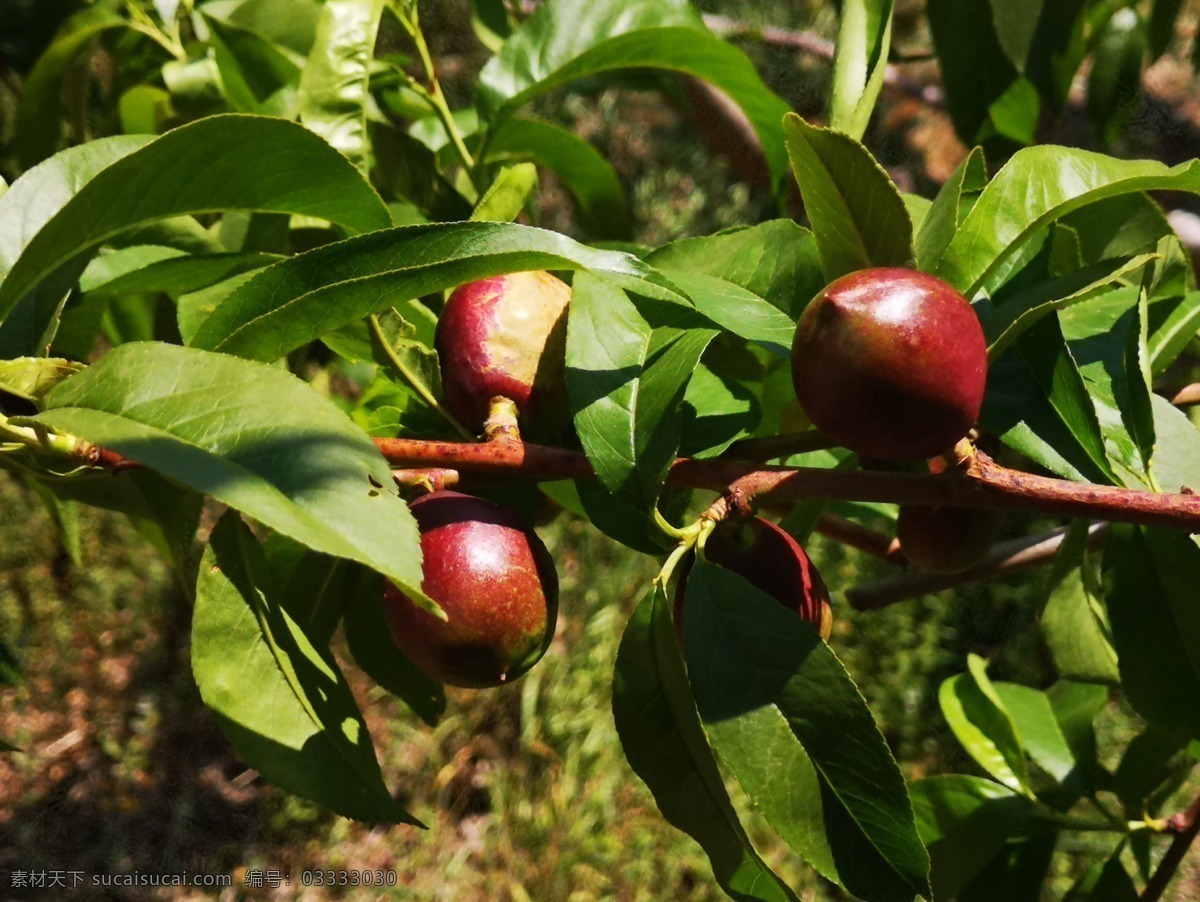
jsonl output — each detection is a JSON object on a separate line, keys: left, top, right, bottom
{"left": 3, "top": 0, "right": 1200, "bottom": 898}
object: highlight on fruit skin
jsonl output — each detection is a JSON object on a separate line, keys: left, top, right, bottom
{"left": 790, "top": 267, "right": 988, "bottom": 461}
{"left": 435, "top": 270, "right": 572, "bottom": 434}
{"left": 897, "top": 504, "right": 1001, "bottom": 573}
{"left": 382, "top": 490, "right": 559, "bottom": 689}
{"left": 675, "top": 516, "right": 833, "bottom": 644}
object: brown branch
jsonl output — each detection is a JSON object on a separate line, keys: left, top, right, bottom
{"left": 815, "top": 512, "right": 906, "bottom": 565}
{"left": 373, "top": 439, "right": 1200, "bottom": 532}
{"left": 1141, "top": 792, "right": 1200, "bottom": 902}
{"left": 845, "top": 523, "right": 1107, "bottom": 610}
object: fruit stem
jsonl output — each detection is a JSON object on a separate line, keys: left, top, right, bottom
{"left": 392, "top": 468, "right": 460, "bottom": 495}
{"left": 368, "top": 314, "right": 476, "bottom": 441}
{"left": 484, "top": 396, "right": 521, "bottom": 444}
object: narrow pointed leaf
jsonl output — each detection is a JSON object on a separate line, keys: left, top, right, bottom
{"left": 1105, "top": 527, "right": 1200, "bottom": 740}
{"left": 938, "top": 148, "right": 1200, "bottom": 298}
{"left": 938, "top": 655, "right": 1032, "bottom": 795}
{"left": 192, "top": 221, "right": 688, "bottom": 361}
{"left": 829, "top": 0, "right": 895, "bottom": 140}
{"left": 194, "top": 512, "right": 420, "bottom": 824}
{"left": 479, "top": 0, "right": 791, "bottom": 194}
{"left": 613, "top": 585, "right": 796, "bottom": 902}
{"left": 686, "top": 560, "right": 930, "bottom": 902}
{"left": 0, "top": 115, "right": 391, "bottom": 328}
{"left": 298, "top": 0, "right": 386, "bottom": 172}
{"left": 783, "top": 114, "right": 913, "bottom": 281}
{"left": 31, "top": 342, "right": 427, "bottom": 606}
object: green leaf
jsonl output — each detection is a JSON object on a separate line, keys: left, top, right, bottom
{"left": 985, "top": 255, "right": 1158, "bottom": 361}
{"left": 1064, "top": 852, "right": 1138, "bottom": 901}
{"left": 989, "top": 0, "right": 1045, "bottom": 71}
{"left": 83, "top": 251, "right": 282, "bottom": 301}
{"left": 194, "top": 512, "right": 419, "bottom": 824}
{"left": 829, "top": 0, "right": 895, "bottom": 140}
{"left": 1105, "top": 527, "right": 1200, "bottom": 740}
{"left": 939, "top": 655, "right": 1032, "bottom": 795}
{"left": 191, "top": 221, "right": 687, "bottom": 361}
{"left": 1113, "top": 726, "right": 1191, "bottom": 811}
{"left": 342, "top": 572, "right": 446, "bottom": 728}
{"left": 1148, "top": 394, "right": 1200, "bottom": 496}
{"left": 0, "top": 357, "right": 84, "bottom": 403}
{"left": 927, "top": 0, "right": 1035, "bottom": 147}
{"left": 1015, "top": 315, "right": 1117, "bottom": 484}
{"left": 14, "top": 8, "right": 127, "bottom": 168}
{"left": 1148, "top": 0, "right": 1185, "bottom": 59}
{"left": 1041, "top": 521, "right": 1120, "bottom": 685}
{"left": 1148, "top": 291, "right": 1200, "bottom": 374}
{"left": 646, "top": 221, "right": 824, "bottom": 320}
{"left": 0, "top": 136, "right": 150, "bottom": 357}
{"left": 1059, "top": 288, "right": 1157, "bottom": 483}
{"left": 478, "top": 0, "right": 791, "bottom": 195}
{"left": 654, "top": 272, "right": 794, "bottom": 354}
{"left": 483, "top": 117, "right": 630, "bottom": 238}
{"left": 22, "top": 472, "right": 82, "bottom": 566}
{"left": 297, "top": 0, "right": 386, "bottom": 172}
{"left": 204, "top": 0, "right": 325, "bottom": 57}
{"left": 680, "top": 361, "right": 760, "bottom": 458}
{"left": 612, "top": 584, "right": 796, "bottom": 902}
{"left": 916, "top": 147, "right": 988, "bottom": 271}
{"left": 782, "top": 114, "right": 913, "bottom": 282}
{"left": 685, "top": 560, "right": 930, "bottom": 902}
{"left": 204, "top": 14, "right": 301, "bottom": 117}
{"left": 937, "top": 147, "right": 1200, "bottom": 299}
{"left": 31, "top": 342, "right": 428, "bottom": 608}
{"left": 470, "top": 162, "right": 539, "bottom": 223}
{"left": 566, "top": 273, "right": 715, "bottom": 516}
{"left": 990, "top": 683, "right": 1080, "bottom": 786}
{"left": 471, "top": 0, "right": 513, "bottom": 52}
{"left": 910, "top": 775, "right": 1036, "bottom": 900}
{"left": 0, "top": 115, "right": 391, "bottom": 347}
{"left": 1086, "top": 8, "right": 1146, "bottom": 146}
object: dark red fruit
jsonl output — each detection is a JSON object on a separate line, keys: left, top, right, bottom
{"left": 675, "top": 516, "right": 833, "bottom": 644}
{"left": 791, "top": 267, "right": 987, "bottom": 461}
{"left": 435, "top": 271, "right": 572, "bottom": 433}
{"left": 897, "top": 505, "right": 1001, "bottom": 573}
{"left": 382, "top": 490, "right": 558, "bottom": 688}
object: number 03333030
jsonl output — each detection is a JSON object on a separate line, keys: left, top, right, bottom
{"left": 300, "top": 870, "right": 399, "bottom": 887}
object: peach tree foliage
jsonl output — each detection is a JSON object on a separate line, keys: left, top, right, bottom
{"left": 2, "top": 0, "right": 1200, "bottom": 899}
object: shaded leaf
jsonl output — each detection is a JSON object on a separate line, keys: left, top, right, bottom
{"left": 612, "top": 584, "right": 796, "bottom": 902}
{"left": 566, "top": 273, "right": 715, "bottom": 518}
{"left": 1105, "top": 527, "right": 1200, "bottom": 740}
{"left": 686, "top": 560, "right": 930, "bottom": 902}
{"left": 194, "top": 512, "right": 419, "bottom": 824}
{"left": 1041, "top": 522, "right": 1119, "bottom": 685}
{"left": 910, "top": 775, "right": 1036, "bottom": 900}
